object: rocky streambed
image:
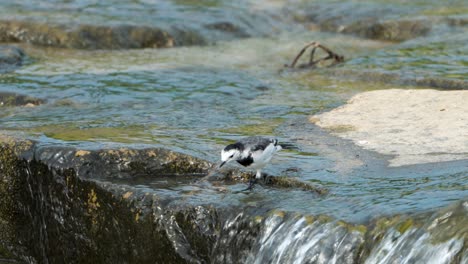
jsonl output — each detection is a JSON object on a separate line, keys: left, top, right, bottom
{"left": 0, "top": 135, "right": 466, "bottom": 263}
{"left": 0, "top": 0, "right": 467, "bottom": 263}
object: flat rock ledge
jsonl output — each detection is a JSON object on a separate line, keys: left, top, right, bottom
{"left": 311, "top": 89, "right": 468, "bottom": 167}
{"left": 0, "top": 134, "right": 466, "bottom": 263}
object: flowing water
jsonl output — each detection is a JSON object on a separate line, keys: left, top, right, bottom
{"left": 0, "top": 0, "right": 467, "bottom": 263}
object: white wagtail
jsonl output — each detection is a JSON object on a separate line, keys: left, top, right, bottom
{"left": 219, "top": 136, "right": 282, "bottom": 190}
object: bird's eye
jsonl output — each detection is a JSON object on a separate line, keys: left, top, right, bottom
{"left": 229, "top": 154, "right": 234, "bottom": 158}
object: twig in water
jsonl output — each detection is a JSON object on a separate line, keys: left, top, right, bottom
{"left": 285, "top": 41, "right": 344, "bottom": 69}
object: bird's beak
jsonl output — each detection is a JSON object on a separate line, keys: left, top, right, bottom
{"left": 219, "top": 161, "right": 226, "bottom": 168}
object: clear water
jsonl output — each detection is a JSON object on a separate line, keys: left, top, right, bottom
{"left": 0, "top": 0, "right": 467, "bottom": 224}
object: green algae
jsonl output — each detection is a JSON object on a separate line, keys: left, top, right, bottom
{"left": 421, "top": 7, "right": 468, "bottom": 16}
{"left": 266, "top": 176, "right": 329, "bottom": 195}
{"left": 173, "top": 0, "right": 221, "bottom": 7}
{"left": 28, "top": 124, "right": 157, "bottom": 143}
{"left": 396, "top": 218, "right": 414, "bottom": 234}
{"left": 337, "top": 220, "right": 368, "bottom": 234}
{"left": 217, "top": 118, "right": 284, "bottom": 136}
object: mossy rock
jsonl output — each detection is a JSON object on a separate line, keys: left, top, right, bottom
{"left": 342, "top": 19, "right": 431, "bottom": 42}
{"left": 0, "top": 20, "right": 176, "bottom": 49}
{"left": 218, "top": 169, "right": 328, "bottom": 195}
{"left": 0, "top": 136, "right": 220, "bottom": 262}
{"left": 0, "top": 45, "right": 25, "bottom": 70}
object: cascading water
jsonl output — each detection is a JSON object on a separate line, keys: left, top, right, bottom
{"left": 214, "top": 201, "right": 467, "bottom": 264}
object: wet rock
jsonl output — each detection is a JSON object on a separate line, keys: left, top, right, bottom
{"left": 342, "top": 19, "right": 432, "bottom": 42}
{"left": 292, "top": 3, "right": 432, "bottom": 42}
{"left": 0, "top": 92, "right": 45, "bottom": 107}
{"left": 204, "top": 22, "right": 249, "bottom": 38}
{"left": 264, "top": 176, "right": 328, "bottom": 195}
{"left": 0, "top": 20, "right": 175, "bottom": 49}
{"left": 1, "top": 134, "right": 465, "bottom": 263}
{"left": 0, "top": 20, "right": 68, "bottom": 47}
{"left": 35, "top": 146, "right": 213, "bottom": 180}
{"left": 170, "top": 28, "right": 207, "bottom": 46}
{"left": 446, "top": 17, "right": 468, "bottom": 27}
{"left": 69, "top": 24, "right": 175, "bottom": 49}
{"left": 0, "top": 135, "right": 217, "bottom": 263}
{"left": 209, "top": 169, "right": 327, "bottom": 194}
{"left": 0, "top": 45, "right": 25, "bottom": 73}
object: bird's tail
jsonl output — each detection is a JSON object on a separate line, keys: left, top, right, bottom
{"left": 273, "top": 139, "right": 282, "bottom": 151}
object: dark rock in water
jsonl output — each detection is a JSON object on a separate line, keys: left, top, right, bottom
{"left": 204, "top": 22, "right": 249, "bottom": 38}
{"left": 68, "top": 24, "right": 175, "bottom": 49}
{"left": 170, "top": 28, "right": 208, "bottom": 46}
{"left": 0, "top": 20, "right": 176, "bottom": 49}
{"left": 292, "top": 3, "right": 432, "bottom": 42}
{"left": 0, "top": 92, "right": 45, "bottom": 107}
{"left": 0, "top": 20, "right": 67, "bottom": 47}
{"left": 342, "top": 19, "right": 431, "bottom": 42}
{"left": 0, "top": 45, "right": 25, "bottom": 73}
{"left": 446, "top": 17, "right": 468, "bottom": 27}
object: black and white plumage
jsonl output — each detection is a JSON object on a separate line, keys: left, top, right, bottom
{"left": 219, "top": 136, "right": 282, "bottom": 179}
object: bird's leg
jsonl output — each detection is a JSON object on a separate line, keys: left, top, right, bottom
{"left": 255, "top": 170, "right": 262, "bottom": 179}
{"left": 242, "top": 170, "right": 260, "bottom": 191}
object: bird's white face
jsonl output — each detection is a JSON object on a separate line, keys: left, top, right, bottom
{"left": 220, "top": 149, "right": 241, "bottom": 167}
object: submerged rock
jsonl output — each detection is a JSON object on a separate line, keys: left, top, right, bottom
{"left": 204, "top": 22, "right": 250, "bottom": 38}
{"left": 0, "top": 45, "right": 25, "bottom": 72}
{"left": 0, "top": 20, "right": 176, "bottom": 49}
{"left": 0, "top": 92, "right": 45, "bottom": 107}
{"left": 342, "top": 19, "right": 431, "bottom": 41}
{"left": 328, "top": 69, "right": 468, "bottom": 90}
{"left": 291, "top": 2, "right": 462, "bottom": 42}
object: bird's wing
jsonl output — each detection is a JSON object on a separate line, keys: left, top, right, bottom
{"left": 251, "top": 142, "right": 277, "bottom": 164}
{"left": 240, "top": 136, "right": 274, "bottom": 152}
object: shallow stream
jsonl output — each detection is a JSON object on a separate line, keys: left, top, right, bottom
{"left": 0, "top": 0, "right": 467, "bottom": 262}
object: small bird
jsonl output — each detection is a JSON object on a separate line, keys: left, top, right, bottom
{"left": 220, "top": 136, "right": 282, "bottom": 190}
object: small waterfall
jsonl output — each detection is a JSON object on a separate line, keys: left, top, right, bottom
{"left": 214, "top": 211, "right": 364, "bottom": 264}
{"left": 245, "top": 214, "right": 363, "bottom": 264}
{"left": 365, "top": 201, "right": 467, "bottom": 264}
{"left": 214, "top": 201, "right": 467, "bottom": 264}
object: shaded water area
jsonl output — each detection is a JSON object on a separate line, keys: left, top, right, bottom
{"left": 0, "top": 0, "right": 467, "bottom": 263}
